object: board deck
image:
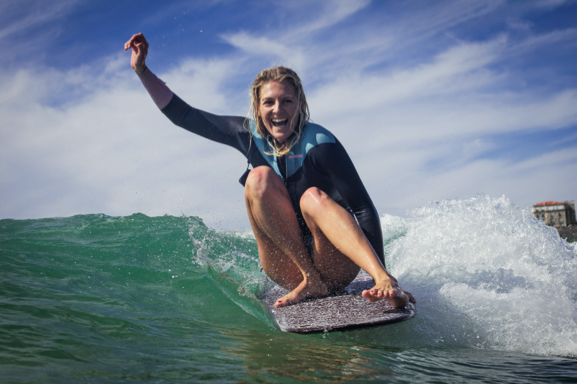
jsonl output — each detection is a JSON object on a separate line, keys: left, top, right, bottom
{"left": 261, "top": 273, "right": 415, "bottom": 333}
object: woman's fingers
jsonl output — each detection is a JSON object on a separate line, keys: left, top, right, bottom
{"left": 124, "top": 34, "right": 138, "bottom": 50}
{"left": 125, "top": 33, "right": 149, "bottom": 72}
{"left": 124, "top": 33, "right": 148, "bottom": 51}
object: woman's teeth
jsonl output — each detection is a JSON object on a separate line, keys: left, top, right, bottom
{"left": 272, "top": 119, "right": 288, "bottom": 127}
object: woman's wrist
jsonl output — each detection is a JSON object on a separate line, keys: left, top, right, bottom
{"left": 135, "top": 64, "right": 147, "bottom": 75}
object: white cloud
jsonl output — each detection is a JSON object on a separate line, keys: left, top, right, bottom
{"left": 219, "top": 32, "right": 307, "bottom": 75}
{"left": 367, "top": 145, "right": 577, "bottom": 217}
{"left": 309, "top": 37, "right": 506, "bottom": 120}
{"left": 162, "top": 57, "right": 247, "bottom": 114}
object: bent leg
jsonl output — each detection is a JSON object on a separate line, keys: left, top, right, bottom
{"left": 244, "top": 167, "right": 328, "bottom": 307}
{"left": 300, "top": 187, "right": 410, "bottom": 308}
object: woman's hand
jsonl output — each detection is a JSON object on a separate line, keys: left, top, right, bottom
{"left": 124, "top": 33, "right": 148, "bottom": 73}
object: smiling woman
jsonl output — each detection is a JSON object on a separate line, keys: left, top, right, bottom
{"left": 124, "top": 32, "right": 415, "bottom": 309}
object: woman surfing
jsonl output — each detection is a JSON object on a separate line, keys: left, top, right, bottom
{"left": 124, "top": 33, "right": 415, "bottom": 309}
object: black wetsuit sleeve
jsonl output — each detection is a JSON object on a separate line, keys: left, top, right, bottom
{"left": 160, "top": 93, "right": 249, "bottom": 153}
{"left": 313, "top": 140, "right": 386, "bottom": 266}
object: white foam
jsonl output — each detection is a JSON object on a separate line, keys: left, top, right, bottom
{"left": 384, "top": 194, "right": 577, "bottom": 357}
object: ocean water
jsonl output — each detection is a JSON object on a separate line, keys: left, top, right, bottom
{"left": 1, "top": 194, "right": 576, "bottom": 383}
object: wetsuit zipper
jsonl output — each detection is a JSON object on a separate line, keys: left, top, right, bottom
{"left": 277, "top": 154, "right": 287, "bottom": 184}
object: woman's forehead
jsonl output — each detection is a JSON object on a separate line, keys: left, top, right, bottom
{"left": 260, "top": 80, "right": 296, "bottom": 97}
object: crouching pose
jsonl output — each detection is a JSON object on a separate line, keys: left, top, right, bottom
{"left": 125, "top": 33, "right": 415, "bottom": 308}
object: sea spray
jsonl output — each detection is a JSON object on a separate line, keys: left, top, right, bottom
{"left": 187, "top": 221, "right": 274, "bottom": 325}
{"left": 382, "top": 194, "right": 577, "bottom": 357}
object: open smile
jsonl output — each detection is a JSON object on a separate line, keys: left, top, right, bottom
{"left": 272, "top": 118, "right": 288, "bottom": 128}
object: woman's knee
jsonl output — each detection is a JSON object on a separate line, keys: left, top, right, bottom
{"left": 300, "top": 187, "right": 330, "bottom": 215}
{"left": 244, "top": 166, "right": 284, "bottom": 199}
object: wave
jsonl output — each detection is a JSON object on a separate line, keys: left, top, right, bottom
{"left": 1, "top": 194, "right": 576, "bottom": 359}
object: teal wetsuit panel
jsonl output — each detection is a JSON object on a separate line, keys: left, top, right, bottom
{"left": 249, "top": 121, "right": 335, "bottom": 179}
{"left": 249, "top": 120, "right": 282, "bottom": 177}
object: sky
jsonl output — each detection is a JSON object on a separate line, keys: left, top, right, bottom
{"left": 1, "top": 0, "right": 576, "bottom": 230}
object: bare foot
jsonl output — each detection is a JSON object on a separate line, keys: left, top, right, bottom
{"left": 361, "top": 277, "right": 411, "bottom": 308}
{"left": 275, "top": 277, "right": 329, "bottom": 308}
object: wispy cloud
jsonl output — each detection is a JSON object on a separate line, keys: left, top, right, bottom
{"left": 0, "top": 0, "right": 79, "bottom": 67}
{"left": 0, "top": 0, "right": 77, "bottom": 40}
{"left": 285, "top": 0, "right": 372, "bottom": 35}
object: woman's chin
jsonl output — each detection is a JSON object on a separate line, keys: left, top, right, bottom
{"left": 274, "top": 135, "right": 288, "bottom": 143}
{"left": 270, "top": 129, "right": 294, "bottom": 143}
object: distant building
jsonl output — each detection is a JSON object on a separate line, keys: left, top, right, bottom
{"left": 531, "top": 201, "right": 576, "bottom": 228}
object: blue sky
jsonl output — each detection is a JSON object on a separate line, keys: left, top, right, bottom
{"left": 1, "top": 0, "right": 575, "bottom": 229}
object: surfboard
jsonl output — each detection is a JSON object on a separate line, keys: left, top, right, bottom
{"left": 261, "top": 273, "right": 415, "bottom": 333}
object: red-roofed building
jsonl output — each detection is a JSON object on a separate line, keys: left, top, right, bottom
{"left": 531, "top": 201, "right": 576, "bottom": 228}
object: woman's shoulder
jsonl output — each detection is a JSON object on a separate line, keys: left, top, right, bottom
{"left": 301, "top": 122, "right": 336, "bottom": 147}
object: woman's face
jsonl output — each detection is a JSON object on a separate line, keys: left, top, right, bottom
{"left": 258, "top": 80, "right": 299, "bottom": 143}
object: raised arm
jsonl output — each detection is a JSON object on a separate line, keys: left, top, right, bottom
{"left": 124, "top": 33, "right": 173, "bottom": 109}
{"left": 123, "top": 33, "right": 251, "bottom": 155}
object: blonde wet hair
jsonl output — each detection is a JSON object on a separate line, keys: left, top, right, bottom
{"left": 247, "top": 66, "right": 310, "bottom": 157}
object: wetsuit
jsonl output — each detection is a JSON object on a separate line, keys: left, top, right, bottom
{"left": 138, "top": 68, "right": 385, "bottom": 264}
